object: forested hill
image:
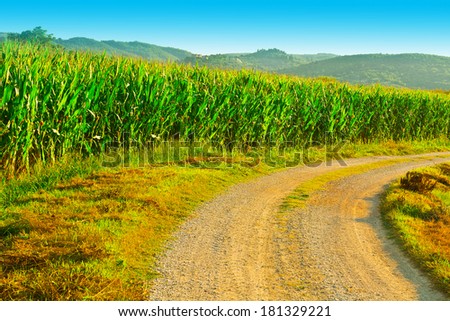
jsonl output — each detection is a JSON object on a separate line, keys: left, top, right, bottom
{"left": 54, "top": 37, "right": 193, "bottom": 62}
{"left": 183, "top": 49, "right": 337, "bottom": 71}
{"left": 281, "top": 53, "right": 450, "bottom": 90}
{"left": 53, "top": 40, "right": 336, "bottom": 70}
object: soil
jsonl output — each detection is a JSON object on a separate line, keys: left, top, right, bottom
{"left": 148, "top": 153, "right": 450, "bottom": 300}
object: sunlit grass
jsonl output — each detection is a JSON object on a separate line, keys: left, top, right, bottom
{"left": 0, "top": 160, "right": 268, "bottom": 300}
{"left": 280, "top": 158, "right": 410, "bottom": 211}
{"left": 381, "top": 163, "right": 450, "bottom": 295}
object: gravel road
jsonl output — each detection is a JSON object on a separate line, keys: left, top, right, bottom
{"left": 148, "top": 153, "right": 450, "bottom": 300}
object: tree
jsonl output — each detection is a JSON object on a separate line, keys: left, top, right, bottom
{"left": 8, "top": 27, "right": 55, "bottom": 44}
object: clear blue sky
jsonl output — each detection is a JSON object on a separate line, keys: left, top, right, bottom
{"left": 1, "top": 0, "right": 450, "bottom": 56}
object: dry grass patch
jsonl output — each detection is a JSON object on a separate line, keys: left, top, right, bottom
{"left": 280, "top": 158, "right": 408, "bottom": 211}
{"left": 0, "top": 165, "right": 262, "bottom": 300}
{"left": 381, "top": 163, "right": 450, "bottom": 295}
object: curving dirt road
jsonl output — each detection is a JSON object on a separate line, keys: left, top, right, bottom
{"left": 148, "top": 153, "right": 450, "bottom": 301}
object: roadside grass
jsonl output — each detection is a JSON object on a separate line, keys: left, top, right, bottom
{"left": 0, "top": 154, "right": 101, "bottom": 208}
{"left": 337, "top": 137, "right": 450, "bottom": 158}
{"left": 0, "top": 139, "right": 449, "bottom": 300}
{"left": 381, "top": 163, "right": 450, "bottom": 295}
{"left": 269, "top": 137, "right": 450, "bottom": 170}
{"left": 279, "top": 158, "right": 411, "bottom": 212}
{"left": 278, "top": 137, "right": 450, "bottom": 211}
{"left": 0, "top": 158, "right": 267, "bottom": 300}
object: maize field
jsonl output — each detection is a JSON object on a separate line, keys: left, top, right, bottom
{"left": 1, "top": 41, "right": 450, "bottom": 174}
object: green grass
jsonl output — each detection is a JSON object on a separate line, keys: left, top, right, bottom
{"left": 279, "top": 158, "right": 422, "bottom": 212}
{"left": 381, "top": 163, "right": 450, "bottom": 295}
{"left": 0, "top": 154, "right": 100, "bottom": 208}
{"left": 0, "top": 160, "right": 269, "bottom": 300}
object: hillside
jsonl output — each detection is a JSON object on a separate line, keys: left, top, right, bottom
{"left": 282, "top": 53, "right": 450, "bottom": 90}
{"left": 183, "top": 49, "right": 337, "bottom": 71}
{"left": 54, "top": 37, "right": 193, "bottom": 62}
{"left": 53, "top": 39, "right": 337, "bottom": 72}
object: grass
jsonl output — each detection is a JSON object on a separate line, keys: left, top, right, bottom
{"left": 0, "top": 157, "right": 268, "bottom": 300}
{"left": 284, "top": 138, "right": 450, "bottom": 210}
{"left": 381, "top": 163, "right": 450, "bottom": 295}
{"left": 279, "top": 158, "right": 413, "bottom": 211}
{"left": 337, "top": 138, "right": 450, "bottom": 158}
{"left": 0, "top": 154, "right": 101, "bottom": 208}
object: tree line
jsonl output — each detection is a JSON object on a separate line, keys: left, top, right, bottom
{"left": 7, "top": 26, "right": 54, "bottom": 44}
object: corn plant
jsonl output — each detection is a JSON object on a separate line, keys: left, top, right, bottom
{"left": 1, "top": 41, "right": 450, "bottom": 175}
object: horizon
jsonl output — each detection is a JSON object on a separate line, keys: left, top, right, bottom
{"left": 56, "top": 39, "right": 450, "bottom": 58}
{"left": 1, "top": 0, "right": 450, "bottom": 57}
{"left": 3, "top": 31, "right": 450, "bottom": 58}
{"left": 53, "top": 38, "right": 450, "bottom": 58}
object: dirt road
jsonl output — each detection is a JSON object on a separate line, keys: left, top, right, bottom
{"left": 148, "top": 153, "right": 450, "bottom": 300}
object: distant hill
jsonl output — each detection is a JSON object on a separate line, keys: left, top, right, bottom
{"left": 0, "top": 32, "right": 7, "bottom": 41}
{"left": 291, "top": 53, "right": 340, "bottom": 65}
{"left": 54, "top": 37, "right": 194, "bottom": 62}
{"left": 53, "top": 39, "right": 337, "bottom": 72}
{"left": 281, "top": 53, "right": 450, "bottom": 90}
{"left": 183, "top": 49, "right": 337, "bottom": 71}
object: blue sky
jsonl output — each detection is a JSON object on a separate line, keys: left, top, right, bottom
{"left": 1, "top": 0, "right": 450, "bottom": 56}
